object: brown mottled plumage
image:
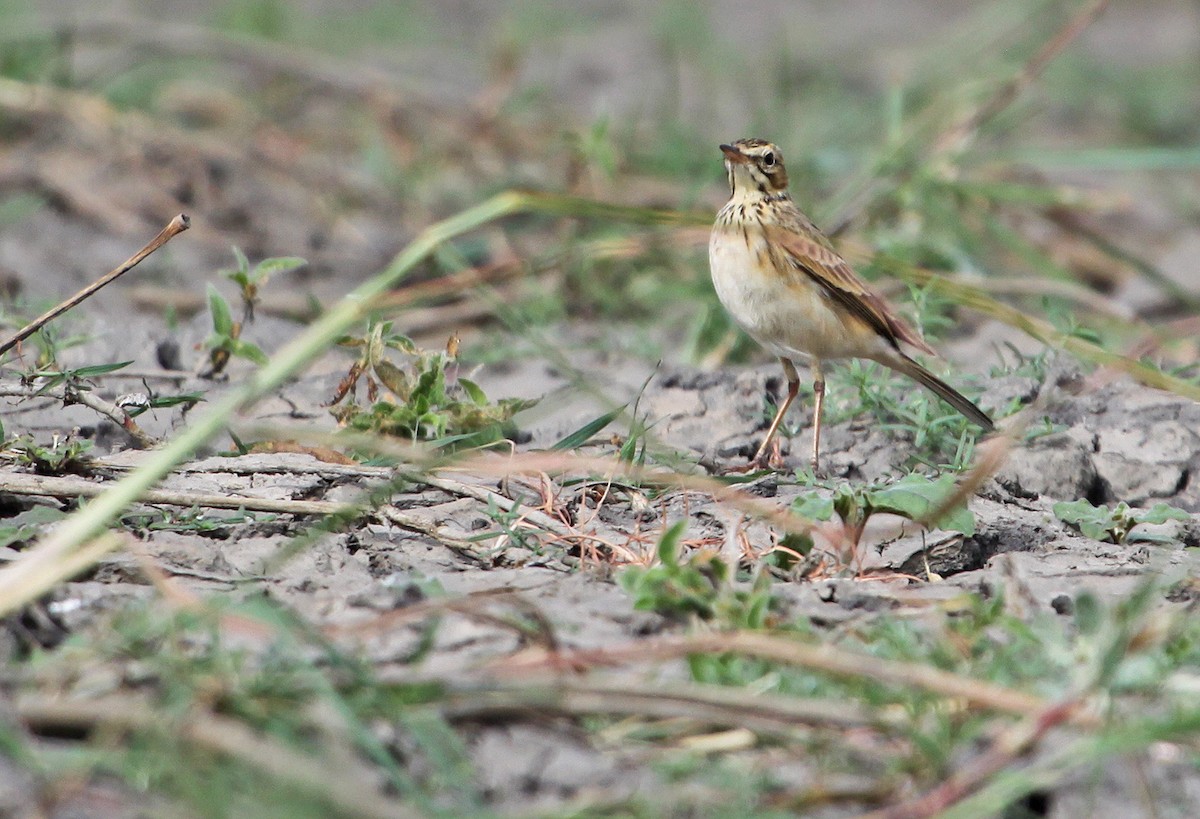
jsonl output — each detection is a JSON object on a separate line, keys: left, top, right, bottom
{"left": 708, "top": 138, "right": 993, "bottom": 470}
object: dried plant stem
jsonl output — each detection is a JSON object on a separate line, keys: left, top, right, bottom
{"left": 440, "top": 678, "right": 889, "bottom": 733}
{"left": 406, "top": 472, "right": 576, "bottom": 538}
{"left": 16, "top": 694, "right": 414, "bottom": 819}
{"left": 902, "top": 267, "right": 1200, "bottom": 402}
{"left": 0, "top": 472, "right": 535, "bottom": 561}
{"left": 0, "top": 472, "right": 352, "bottom": 516}
{"left": 374, "top": 506, "right": 488, "bottom": 560}
{"left": 494, "top": 631, "right": 1099, "bottom": 725}
{"left": 0, "top": 383, "right": 156, "bottom": 449}
{"left": 0, "top": 214, "right": 190, "bottom": 358}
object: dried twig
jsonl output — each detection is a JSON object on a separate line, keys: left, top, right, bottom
{"left": 0, "top": 471, "right": 351, "bottom": 517}
{"left": 0, "top": 214, "right": 190, "bottom": 357}
{"left": 374, "top": 505, "right": 489, "bottom": 561}
{"left": 438, "top": 678, "right": 892, "bottom": 734}
{"left": 407, "top": 472, "right": 577, "bottom": 539}
{"left": 0, "top": 382, "right": 156, "bottom": 449}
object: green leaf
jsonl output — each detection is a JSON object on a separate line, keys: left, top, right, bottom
{"left": 228, "top": 429, "right": 250, "bottom": 455}
{"left": 232, "top": 246, "right": 250, "bottom": 276}
{"left": 624, "top": 429, "right": 643, "bottom": 463}
{"left": 207, "top": 284, "right": 234, "bottom": 336}
{"left": 1053, "top": 499, "right": 1118, "bottom": 542}
{"left": 410, "top": 367, "right": 445, "bottom": 404}
{"left": 791, "top": 493, "right": 835, "bottom": 521}
{"left": 66, "top": 360, "right": 134, "bottom": 379}
{"left": 430, "top": 429, "right": 503, "bottom": 450}
{"left": 551, "top": 406, "right": 625, "bottom": 451}
{"left": 656, "top": 520, "right": 686, "bottom": 567}
{"left": 868, "top": 473, "right": 975, "bottom": 536}
{"left": 385, "top": 333, "right": 418, "bottom": 354}
{"left": 219, "top": 246, "right": 252, "bottom": 286}
{"left": 146, "top": 392, "right": 204, "bottom": 410}
{"left": 0, "top": 506, "right": 66, "bottom": 549}
{"left": 374, "top": 359, "right": 410, "bottom": 398}
{"left": 231, "top": 340, "right": 269, "bottom": 366}
{"left": 458, "top": 378, "right": 488, "bottom": 406}
{"left": 832, "top": 484, "right": 864, "bottom": 528}
{"left": 252, "top": 256, "right": 307, "bottom": 281}
{"left": 1138, "top": 503, "right": 1191, "bottom": 526}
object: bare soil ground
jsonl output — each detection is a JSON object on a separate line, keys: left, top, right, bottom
{"left": 1, "top": 2, "right": 1199, "bottom": 816}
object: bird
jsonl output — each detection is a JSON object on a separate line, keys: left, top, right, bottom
{"left": 708, "top": 138, "right": 994, "bottom": 471}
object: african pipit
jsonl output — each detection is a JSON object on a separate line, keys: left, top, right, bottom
{"left": 708, "top": 138, "right": 994, "bottom": 470}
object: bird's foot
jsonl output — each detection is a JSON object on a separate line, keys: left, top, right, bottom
{"left": 735, "top": 438, "right": 786, "bottom": 473}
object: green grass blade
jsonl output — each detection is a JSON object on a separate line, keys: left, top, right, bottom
{"left": 550, "top": 406, "right": 626, "bottom": 451}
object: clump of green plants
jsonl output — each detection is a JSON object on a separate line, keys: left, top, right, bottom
{"left": 328, "top": 320, "right": 535, "bottom": 449}
{"left": 1054, "top": 499, "right": 1190, "bottom": 544}
{"left": 3, "top": 433, "right": 93, "bottom": 475}
{"left": 619, "top": 521, "right": 777, "bottom": 628}
{"left": 20, "top": 598, "right": 478, "bottom": 817}
{"left": 824, "top": 359, "right": 987, "bottom": 471}
{"left": 0, "top": 505, "right": 66, "bottom": 548}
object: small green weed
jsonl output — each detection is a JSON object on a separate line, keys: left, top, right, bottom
{"left": 0, "top": 505, "right": 66, "bottom": 548}
{"left": 1053, "top": 499, "right": 1191, "bottom": 544}
{"left": 202, "top": 249, "right": 303, "bottom": 376}
{"left": 221, "top": 247, "right": 306, "bottom": 323}
{"left": 466, "top": 496, "right": 538, "bottom": 554}
{"left": 550, "top": 405, "right": 626, "bottom": 451}
{"left": 202, "top": 284, "right": 268, "bottom": 375}
{"left": 618, "top": 521, "right": 777, "bottom": 628}
{"left": 829, "top": 359, "right": 986, "bottom": 470}
{"left": 120, "top": 507, "right": 272, "bottom": 538}
{"left": 4, "top": 433, "right": 93, "bottom": 475}
{"left": 20, "top": 359, "right": 132, "bottom": 394}
{"left": 329, "top": 323, "right": 535, "bottom": 450}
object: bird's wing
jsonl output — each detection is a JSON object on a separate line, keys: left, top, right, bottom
{"left": 767, "top": 223, "right": 936, "bottom": 356}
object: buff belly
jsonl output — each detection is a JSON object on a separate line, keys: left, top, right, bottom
{"left": 708, "top": 227, "right": 885, "bottom": 362}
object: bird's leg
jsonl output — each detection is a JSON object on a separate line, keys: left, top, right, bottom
{"left": 810, "top": 359, "right": 825, "bottom": 473}
{"left": 751, "top": 357, "right": 800, "bottom": 469}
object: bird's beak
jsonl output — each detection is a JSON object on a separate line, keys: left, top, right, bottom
{"left": 720, "top": 143, "right": 747, "bottom": 163}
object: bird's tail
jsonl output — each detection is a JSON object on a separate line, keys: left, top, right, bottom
{"left": 895, "top": 356, "right": 995, "bottom": 432}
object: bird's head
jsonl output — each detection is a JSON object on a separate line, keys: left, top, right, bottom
{"left": 719, "top": 138, "right": 789, "bottom": 197}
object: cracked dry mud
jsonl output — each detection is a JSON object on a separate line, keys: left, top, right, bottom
{"left": 1, "top": 3, "right": 1199, "bottom": 815}
{"left": 4, "top": 341, "right": 1200, "bottom": 816}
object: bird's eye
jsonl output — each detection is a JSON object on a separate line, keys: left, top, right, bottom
{"left": 761, "top": 151, "right": 776, "bottom": 167}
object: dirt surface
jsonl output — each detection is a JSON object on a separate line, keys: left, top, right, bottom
{"left": 1, "top": 2, "right": 1199, "bottom": 817}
